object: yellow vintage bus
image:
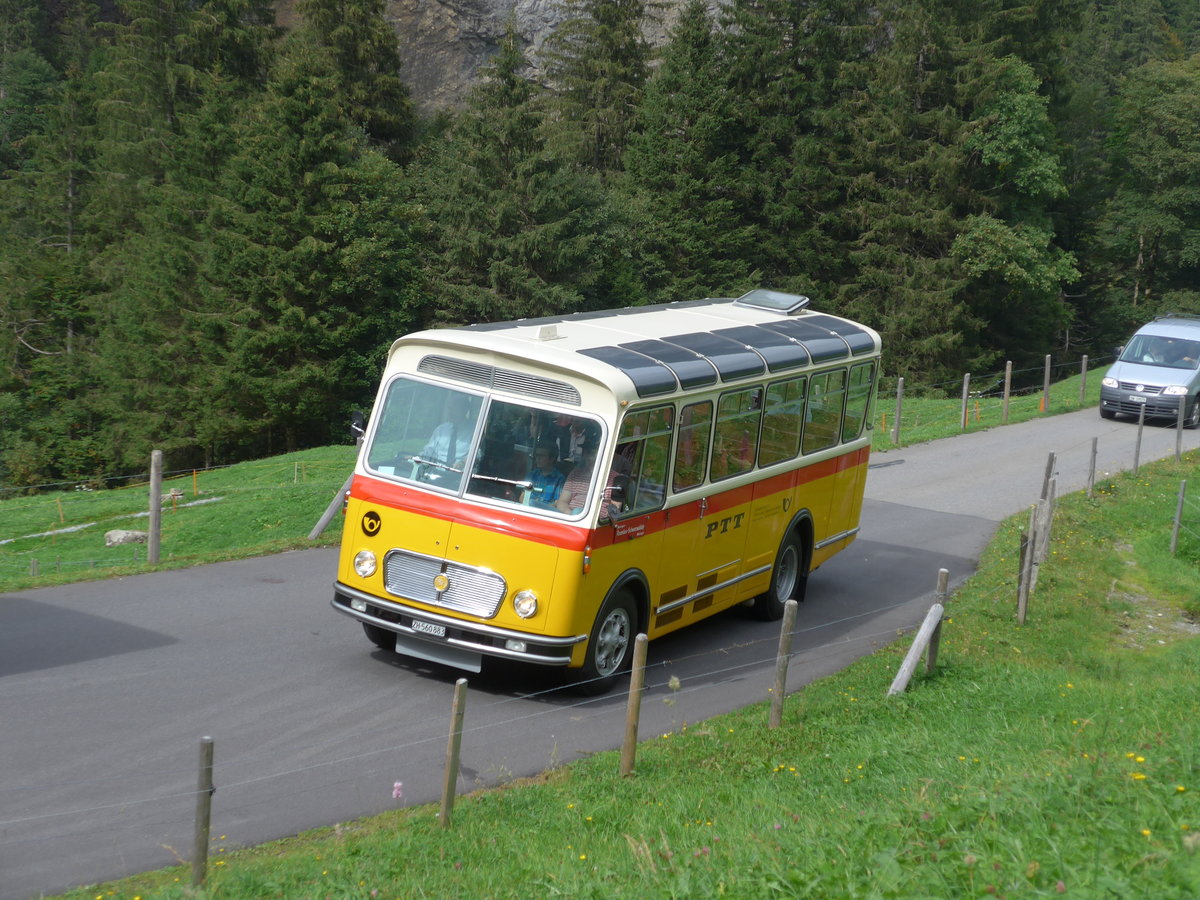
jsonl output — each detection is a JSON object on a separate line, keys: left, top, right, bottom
{"left": 332, "top": 290, "right": 880, "bottom": 693}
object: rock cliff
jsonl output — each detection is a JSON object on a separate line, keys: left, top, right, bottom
{"left": 275, "top": 0, "right": 718, "bottom": 111}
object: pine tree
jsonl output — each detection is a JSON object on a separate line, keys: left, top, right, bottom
{"left": 713, "top": 0, "right": 871, "bottom": 291}
{"left": 621, "top": 0, "right": 754, "bottom": 301}
{"left": 417, "top": 22, "right": 635, "bottom": 324}
{"left": 1092, "top": 54, "right": 1200, "bottom": 318}
{"left": 542, "top": 0, "right": 657, "bottom": 174}
{"left": 208, "top": 32, "right": 423, "bottom": 454}
{"left": 0, "top": 0, "right": 104, "bottom": 485}
{"left": 830, "top": 1, "right": 1075, "bottom": 380}
{"left": 295, "top": 0, "right": 414, "bottom": 162}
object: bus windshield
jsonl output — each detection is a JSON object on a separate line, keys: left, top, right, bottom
{"left": 364, "top": 377, "right": 602, "bottom": 515}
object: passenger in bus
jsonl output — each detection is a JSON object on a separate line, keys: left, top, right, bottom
{"left": 556, "top": 436, "right": 600, "bottom": 514}
{"left": 421, "top": 395, "right": 472, "bottom": 467}
{"left": 528, "top": 442, "right": 566, "bottom": 508}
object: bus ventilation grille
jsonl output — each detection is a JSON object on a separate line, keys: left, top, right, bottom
{"left": 419, "top": 354, "right": 582, "bottom": 406}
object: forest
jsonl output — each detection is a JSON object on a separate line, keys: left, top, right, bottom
{"left": 1, "top": 0, "right": 1198, "bottom": 490}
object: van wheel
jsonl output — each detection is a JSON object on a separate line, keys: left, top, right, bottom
{"left": 753, "top": 531, "right": 807, "bottom": 621}
{"left": 575, "top": 590, "right": 635, "bottom": 695}
{"left": 1187, "top": 398, "right": 1200, "bottom": 429}
{"left": 363, "top": 622, "right": 394, "bottom": 651}
{"left": 1100, "top": 407, "right": 1117, "bottom": 420}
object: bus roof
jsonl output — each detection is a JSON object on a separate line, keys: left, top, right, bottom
{"left": 391, "top": 290, "right": 880, "bottom": 403}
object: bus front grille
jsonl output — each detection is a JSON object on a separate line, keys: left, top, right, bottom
{"left": 383, "top": 549, "right": 506, "bottom": 619}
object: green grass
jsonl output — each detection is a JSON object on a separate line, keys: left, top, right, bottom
{"left": 0, "top": 446, "right": 357, "bottom": 593}
{"left": 873, "top": 366, "right": 1104, "bottom": 451}
{"left": 38, "top": 450, "right": 1200, "bottom": 899}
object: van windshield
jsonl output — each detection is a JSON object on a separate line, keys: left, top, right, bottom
{"left": 364, "top": 377, "right": 601, "bottom": 515}
{"left": 1119, "top": 334, "right": 1200, "bottom": 369}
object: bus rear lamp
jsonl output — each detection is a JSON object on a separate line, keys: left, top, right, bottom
{"left": 513, "top": 590, "right": 538, "bottom": 618}
{"left": 353, "top": 549, "right": 378, "bottom": 578}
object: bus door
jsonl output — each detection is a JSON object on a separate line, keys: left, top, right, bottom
{"left": 656, "top": 391, "right": 760, "bottom": 632}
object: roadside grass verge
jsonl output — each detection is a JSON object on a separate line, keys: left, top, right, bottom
{"left": 0, "top": 447, "right": 356, "bottom": 593}
{"left": 0, "top": 371, "right": 1107, "bottom": 594}
{"left": 873, "top": 368, "right": 1104, "bottom": 450}
{"left": 48, "top": 450, "right": 1200, "bottom": 899}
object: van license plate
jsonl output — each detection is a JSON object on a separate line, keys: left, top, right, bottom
{"left": 411, "top": 619, "right": 446, "bottom": 638}
{"left": 1130, "top": 395, "right": 1147, "bottom": 403}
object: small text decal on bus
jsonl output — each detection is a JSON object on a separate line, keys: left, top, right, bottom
{"left": 705, "top": 513, "right": 745, "bottom": 539}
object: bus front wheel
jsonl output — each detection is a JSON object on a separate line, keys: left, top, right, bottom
{"left": 576, "top": 590, "right": 636, "bottom": 695}
{"left": 753, "top": 532, "right": 807, "bottom": 621}
{"left": 363, "top": 622, "right": 394, "bottom": 651}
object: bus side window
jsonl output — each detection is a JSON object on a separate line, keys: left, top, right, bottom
{"left": 802, "top": 370, "right": 847, "bottom": 455}
{"left": 672, "top": 401, "right": 712, "bottom": 492}
{"left": 841, "top": 362, "right": 875, "bottom": 442}
{"left": 607, "top": 406, "right": 673, "bottom": 519}
{"left": 759, "top": 376, "right": 805, "bottom": 467}
{"left": 713, "top": 387, "right": 762, "bottom": 481}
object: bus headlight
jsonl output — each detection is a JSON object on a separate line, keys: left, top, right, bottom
{"left": 1102, "top": 376, "right": 1118, "bottom": 388}
{"left": 353, "top": 550, "right": 378, "bottom": 578}
{"left": 1163, "top": 385, "right": 1189, "bottom": 395}
{"left": 513, "top": 590, "right": 538, "bottom": 618}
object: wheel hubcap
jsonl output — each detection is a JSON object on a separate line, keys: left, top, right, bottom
{"left": 595, "top": 608, "right": 631, "bottom": 676}
{"left": 775, "top": 546, "right": 797, "bottom": 601}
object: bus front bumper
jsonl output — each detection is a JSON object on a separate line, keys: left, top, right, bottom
{"left": 332, "top": 582, "right": 587, "bottom": 668}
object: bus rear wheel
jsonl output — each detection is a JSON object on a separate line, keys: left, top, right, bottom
{"left": 753, "top": 532, "right": 807, "bottom": 621}
{"left": 575, "top": 590, "right": 636, "bottom": 695}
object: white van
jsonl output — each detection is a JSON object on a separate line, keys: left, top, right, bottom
{"left": 1100, "top": 315, "right": 1200, "bottom": 427}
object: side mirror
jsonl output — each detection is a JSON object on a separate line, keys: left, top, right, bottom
{"left": 350, "top": 411, "right": 366, "bottom": 441}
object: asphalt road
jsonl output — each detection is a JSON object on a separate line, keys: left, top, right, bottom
{"left": 1, "top": 409, "right": 1195, "bottom": 900}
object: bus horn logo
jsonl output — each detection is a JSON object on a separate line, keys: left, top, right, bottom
{"left": 361, "top": 511, "right": 381, "bottom": 536}
{"left": 433, "top": 573, "right": 450, "bottom": 594}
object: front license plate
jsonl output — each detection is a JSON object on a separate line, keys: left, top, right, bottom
{"left": 1129, "top": 395, "right": 1147, "bottom": 403}
{"left": 411, "top": 619, "right": 446, "bottom": 638}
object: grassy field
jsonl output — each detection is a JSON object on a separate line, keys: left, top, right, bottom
{"left": 0, "top": 446, "right": 357, "bottom": 593}
{"left": 40, "top": 445, "right": 1200, "bottom": 899}
{"left": 0, "top": 368, "right": 1105, "bottom": 595}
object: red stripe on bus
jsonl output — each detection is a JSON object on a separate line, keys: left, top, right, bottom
{"left": 350, "top": 474, "right": 590, "bottom": 549}
{"left": 589, "top": 446, "right": 870, "bottom": 549}
{"left": 351, "top": 445, "right": 868, "bottom": 554}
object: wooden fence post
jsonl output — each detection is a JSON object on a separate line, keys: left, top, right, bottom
{"left": 1172, "top": 480, "right": 1187, "bottom": 557}
{"left": 1134, "top": 403, "right": 1146, "bottom": 473}
{"left": 1087, "top": 437, "right": 1098, "bottom": 499}
{"left": 1041, "top": 451, "right": 1056, "bottom": 501}
{"left": 620, "top": 635, "right": 649, "bottom": 777}
{"left": 1080, "top": 355, "right": 1088, "bottom": 404}
{"left": 1041, "top": 355, "right": 1052, "bottom": 412}
{"left": 439, "top": 679, "right": 468, "bottom": 828}
{"left": 1002, "top": 361, "right": 1013, "bottom": 424}
{"left": 888, "top": 601, "right": 945, "bottom": 696}
{"left": 769, "top": 600, "right": 799, "bottom": 728}
{"left": 892, "top": 377, "right": 904, "bottom": 444}
{"left": 1177, "top": 400, "right": 1186, "bottom": 462}
{"left": 192, "top": 736, "right": 215, "bottom": 887}
{"left": 926, "top": 569, "right": 949, "bottom": 674}
{"left": 1016, "top": 530, "right": 1031, "bottom": 625}
{"left": 148, "top": 450, "right": 162, "bottom": 565}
